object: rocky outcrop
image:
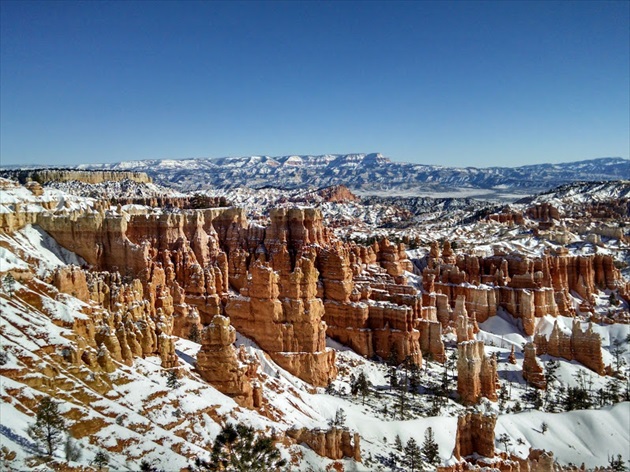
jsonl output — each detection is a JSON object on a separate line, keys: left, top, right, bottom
{"left": 424, "top": 240, "right": 624, "bottom": 328}
{"left": 454, "top": 296, "right": 475, "bottom": 343}
{"left": 225, "top": 255, "right": 336, "bottom": 387}
{"left": 38, "top": 203, "right": 432, "bottom": 383}
{"left": 50, "top": 265, "right": 180, "bottom": 370}
{"left": 534, "top": 320, "right": 605, "bottom": 374}
{"left": 452, "top": 412, "right": 496, "bottom": 459}
{"left": 418, "top": 319, "right": 446, "bottom": 363}
{"left": 457, "top": 341, "right": 498, "bottom": 405}
{"left": 196, "top": 316, "right": 258, "bottom": 408}
{"left": 527, "top": 203, "right": 560, "bottom": 221}
{"left": 310, "top": 185, "right": 359, "bottom": 203}
{"left": 321, "top": 239, "right": 423, "bottom": 365}
{"left": 0, "top": 169, "right": 152, "bottom": 185}
{"left": 287, "top": 427, "right": 361, "bottom": 462}
{"left": 522, "top": 342, "right": 546, "bottom": 389}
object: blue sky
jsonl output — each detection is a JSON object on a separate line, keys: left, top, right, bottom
{"left": 1, "top": 1, "right": 628, "bottom": 168}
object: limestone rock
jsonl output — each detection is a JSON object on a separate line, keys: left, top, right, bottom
{"left": 196, "top": 315, "right": 257, "bottom": 408}
{"left": 522, "top": 342, "right": 546, "bottom": 389}
{"left": 534, "top": 320, "right": 605, "bottom": 374}
{"left": 457, "top": 341, "right": 498, "bottom": 405}
{"left": 287, "top": 427, "right": 361, "bottom": 462}
{"left": 452, "top": 412, "right": 496, "bottom": 459}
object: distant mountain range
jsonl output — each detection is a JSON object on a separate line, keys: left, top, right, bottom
{"left": 71, "top": 154, "right": 630, "bottom": 198}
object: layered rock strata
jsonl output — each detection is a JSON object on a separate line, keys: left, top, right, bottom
{"left": 534, "top": 320, "right": 605, "bottom": 374}
{"left": 424, "top": 241, "right": 625, "bottom": 328}
{"left": 196, "top": 315, "right": 259, "bottom": 408}
{"left": 522, "top": 342, "right": 546, "bottom": 389}
{"left": 452, "top": 412, "right": 496, "bottom": 459}
{"left": 457, "top": 341, "right": 498, "bottom": 405}
{"left": 287, "top": 427, "right": 361, "bottom": 462}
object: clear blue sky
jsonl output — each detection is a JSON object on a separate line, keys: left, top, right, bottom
{"left": 1, "top": 0, "right": 628, "bottom": 168}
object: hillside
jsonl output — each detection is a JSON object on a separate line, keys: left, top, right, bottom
{"left": 77, "top": 155, "right": 630, "bottom": 198}
{"left": 0, "top": 175, "right": 629, "bottom": 471}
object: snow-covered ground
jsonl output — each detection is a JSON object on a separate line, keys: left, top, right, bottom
{"left": 0, "top": 176, "right": 629, "bottom": 470}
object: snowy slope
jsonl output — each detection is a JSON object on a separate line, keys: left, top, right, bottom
{"left": 76, "top": 155, "right": 630, "bottom": 196}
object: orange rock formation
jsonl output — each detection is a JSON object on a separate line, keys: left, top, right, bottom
{"left": 287, "top": 427, "right": 361, "bottom": 462}
{"left": 534, "top": 320, "right": 605, "bottom": 374}
{"left": 457, "top": 341, "right": 498, "bottom": 404}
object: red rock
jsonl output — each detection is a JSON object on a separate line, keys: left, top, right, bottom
{"left": 522, "top": 342, "right": 546, "bottom": 389}
{"left": 457, "top": 341, "right": 498, "bottom": 404}
{"left": 452, "top": 412, "right": 496, "bottom": 459}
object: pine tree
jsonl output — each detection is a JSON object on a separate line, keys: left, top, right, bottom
{"left": 611, "top": 338, "right": 628, "bottom": 374}
{"left": 608, "top": 454, "right": 627, "bottom": 472}
{"left": 194, "top": 423, "right": 286, "bottom": 471}
{"left": 328, "top": 408, "right": 347, "bottom": 427}
{"left": 188, "top": 324, "right": 201, "bottom": 344}
{"left": 402, "top": 437, "right": 422, "bottom": 472}
{"left": 27, "top": 397, "right": 66, "bottom": 456}
{"left": 421, "top": 427, "right": 440, "bottom": 465}
{"left": 388, "top": 366, "right": 399, "bottom": 391}
{"left": 544, "top": 359, "right": 559, "bottom": 386}
{"left": 166, "top": 370, "right": 181, "bottom": 389}
{"left": 498, "top": 433, "right": 512, "bottom": 452}
{"left": 92, "top": 451, "right": 109, "bottom": 471}
{"left": 64, "top": 435, "right": 82, "bottom": 462}
{"left": 394, "top": 382, "right": 407, "bottom": 420}
{"left": 394, "top": 434, "right": 403, "bottom": 452}
{"left": 408, "top": 363, "right": 420, "bottom": 395}
{"left": 351, "top": 372, "right": 371, "bottom": 405}
{"left": 2, "top": 273, "right": 15, "bottom": 298}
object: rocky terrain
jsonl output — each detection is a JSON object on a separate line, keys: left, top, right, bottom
{"left": 0, "top": 172, "right": 628, "bottom": 471}
{"left": 76, "top": 154, "right": 630, "bottom": 198}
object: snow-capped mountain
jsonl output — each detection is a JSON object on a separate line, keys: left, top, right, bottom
{"left": 79, "top": 154, "right": 630, "bottom": 197}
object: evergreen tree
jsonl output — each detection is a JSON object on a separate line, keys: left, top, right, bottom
{"left": 498, "top": 433, "right": 512, "bottom": 452}
{"left": 394, "top": 434, "right": 403, "bottom": 452}
{"left": 394, "top": 382, "right": 408, "bottom": 420}
{"left": 564, "top": 386, "right": 592, "bottom": 411}
{"left": 544, "top": 359, "right": 559, "bottom": 386}
{"left": 402, "top": 437, "right": 422, "bottom": 472}
{"left": 2, "top": 273, "right": 15, "bottom": 297}
{"left": 498, "top": 384, "right": 509, "bottom": 412}
{"left": 64, "top": 436, "right": 82, "bottom": 462}
{"left": 166, "top": 370, "right": 181, "bottom": 389}
{"left": 408, "top": 363, "right": 420, "bottom": 395}
{"left": 140, "top": 459, "right": 163, "bottom": 471}
{"left": 611, "top": 338, "right": 628, "bottom": 374}
{"left": 194, "top": 423, "right": 286, "bottom": 471}
{"left": 388, "top": 366, "right": 399, "bottom": 391}
{"left": 387, "top": 344, "right": 399, "bottom": 367}
{"left": 328, "top": 408, "right": 347, "bottom": 428}
{"left": 91, "top": 451, "right": 109, "bottom": 471}
{"left": 350, "top": 372, "right": 371, "bottom": 405}
{"left": 421, "top": 427, "right": 440, "bottom": 465}
{"left": 608, "top": 454, "right": 627, "bottom": 472}
{"left": 188, "top": 324, "right": 201, "bottom": 344}
{"left": 27, "top": 397, "right": 66, "bottom": 456}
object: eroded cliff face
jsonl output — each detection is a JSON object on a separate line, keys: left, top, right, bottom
{"left": 36, "top": 204, "right": 431, "bottom": 385}
{"left": 287, "top": 427, "right": 361, "bottom": 462}
{"left": 457, "top": 341, "right": 498, "bottom": 405}
{"left": 534, "top": 320, "right": 606, "bottom": 374}
{"left": 51, "top": 266, "right": 177, "bottom": 370}
{"left": 196, "top": 315, "right": 260, "bottom": 408}
{"left": 442, "top": 412, "right": 566, "bottom": 472}
{"left": 0, "top": 169, "right": 152, "bottom": 185}
{"left": 452, "top": 412, "right": 496, "bottom": 459}
{"left": 522, "top": 342, "right": 547, "bottom": 389}
{"left": 423, "top": 241, "right": 626, "bottom": 331}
